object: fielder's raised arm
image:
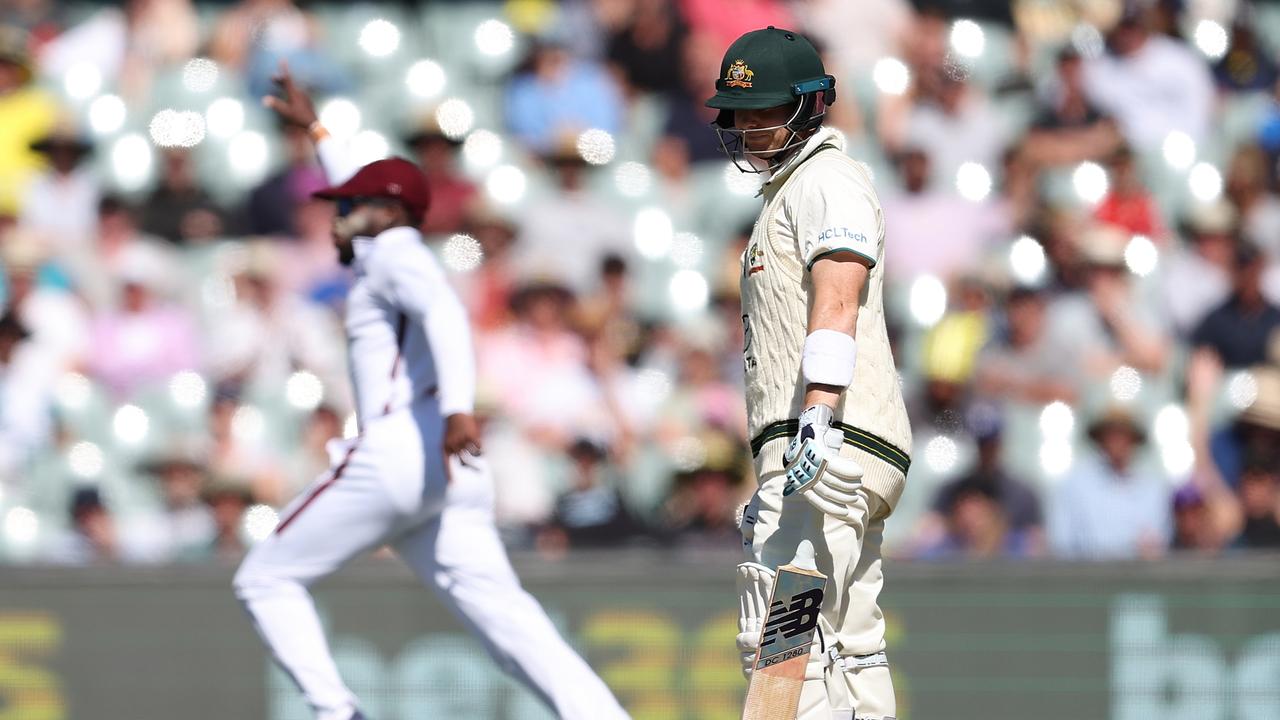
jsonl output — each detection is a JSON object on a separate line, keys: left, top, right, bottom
{"left": 264, "top": 62, "right": 481, "bottom": 458}
{"left": 264, "top": 61, "right": 360, "bottom": 184}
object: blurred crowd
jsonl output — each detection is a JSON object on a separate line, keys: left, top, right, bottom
{"left": 0, "top": 0, "right": 1278, "bottom": 565}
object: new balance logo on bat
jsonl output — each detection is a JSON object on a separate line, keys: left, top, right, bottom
{"left": 760, "top": 588, "right": 823, "bottom": 649}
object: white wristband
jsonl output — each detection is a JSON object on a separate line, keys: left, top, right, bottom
{"left": 802, "top": 329, "right": 857, "bottom": 387}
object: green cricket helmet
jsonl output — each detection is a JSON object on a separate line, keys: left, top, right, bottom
{"left": 705, "top": 27, "right": 836, "bottom": 173}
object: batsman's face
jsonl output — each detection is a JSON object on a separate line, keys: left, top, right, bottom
{"left": 734, "top": 104, "right": 796, "bottom": 156}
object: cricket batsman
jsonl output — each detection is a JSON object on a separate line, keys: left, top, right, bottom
{"left": 707, "top": 28, "right": 912, "bottom": 719}
{"left": 232, "top": 66, "right": 628, "bottom": 720}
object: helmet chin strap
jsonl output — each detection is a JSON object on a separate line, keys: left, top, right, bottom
{"left": 715, "top": 99, "right": 825, "bottom": 174}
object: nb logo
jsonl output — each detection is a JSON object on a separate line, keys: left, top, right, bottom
{"left": 761, "top": 589, "right": 822, "bottom": 648}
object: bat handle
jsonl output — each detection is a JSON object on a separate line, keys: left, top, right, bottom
{"left": 791, "top": 540, "right": 817, "bottom": 571}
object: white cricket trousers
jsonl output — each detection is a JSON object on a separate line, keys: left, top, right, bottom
{"left": 743, "top": 441, "right": 897, "bottom": 720}
{"left": 233, "top": 404, "right": 629, "bottom": 720}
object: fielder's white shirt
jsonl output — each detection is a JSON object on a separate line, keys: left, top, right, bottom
{"left": 345, "top": 227, "right": 475, "bottom": 427}
{"left": 315, "top": 136, "right": 475, "bottom": 428}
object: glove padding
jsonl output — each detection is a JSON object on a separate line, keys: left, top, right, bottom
{"left": 735, "top": 561, "right": 775, "bottom": 680}
{"left": 784, "top": 405, "right": 865, "bottom": 523}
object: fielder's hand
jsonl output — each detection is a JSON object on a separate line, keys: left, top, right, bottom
{"left": 782, "top": 405, "right": 864, "bottom": 523}
{"left": 263, "top": 61, "right": 319, "bottom": 128}
{"left": 443, "top": 413, "right": 483, "bottom": 459}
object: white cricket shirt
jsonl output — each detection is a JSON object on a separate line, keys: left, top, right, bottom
{"left": 315, "top": 137, "right": 475, "bottom": 428}
{"left": 740, "top": 127, "right": 912, "bottom": 510}
{"left": 345, "top": 227, "right": 475, "bottom": 427}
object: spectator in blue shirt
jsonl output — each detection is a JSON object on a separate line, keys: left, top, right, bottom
{"left": 1049, "top": 407, "right": 1171, "bottom": 559}
{"left": 506, "top": 41, "right": 623, "bottom": 154}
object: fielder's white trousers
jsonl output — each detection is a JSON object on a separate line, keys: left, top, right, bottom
{"left": 233, "top": 404, "right": 628, "bottom": 720}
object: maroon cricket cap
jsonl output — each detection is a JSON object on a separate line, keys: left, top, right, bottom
{"left": 312, "top": 157, "right": 431, "bottom": 220}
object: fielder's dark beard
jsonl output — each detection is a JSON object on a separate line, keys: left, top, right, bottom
{"left": 336, "top": 242, "right": 355, "bottom": 266}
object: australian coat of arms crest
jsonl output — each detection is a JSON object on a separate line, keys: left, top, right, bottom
{"left": 724, "top": 59, "right": 754, "bottom": 88}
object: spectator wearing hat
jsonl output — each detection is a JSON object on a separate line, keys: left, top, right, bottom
{"left": 1187, "top": 353, "right": 1280, "bottom": 547}
{"left": 1217, "top": 366, "right": 1280, "bottom": 488}
{"left": 1048, "top": 406, "right": 1171, "bottom": 559}
{"left": 85, "top": 243, "right": 199, "bottom": 400}
{"left": 204, "top": 479, "right": 254, "bottom": 561}
{"left": 404, "top": 120, "right": 477, "bottom": 237}
{"left": 660, "top": 436, "right": 750, "bottom": 549}
{"left": 479, "top": 283, "right": 592, "bottom": 443}
{"left": 1049, "top": 223, "right": 1170, "bottom": 380}
{"left": 135, "top": 442, "right": 217, "bottom": 562}
{"left": 0, "top": 25, "right": 57, "bottom": 216}
{"left": 20, "top": 124, "right": 99, "bottom": 250}
{"left": 1191, "top": 243, "right": 1280, "bottom": 369}
{"left": 1032, "top": 207, "right": 1093, "bottom": 294}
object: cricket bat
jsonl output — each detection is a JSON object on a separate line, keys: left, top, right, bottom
{"left": 741, "top": 539, "right": 827, "bottom": 720}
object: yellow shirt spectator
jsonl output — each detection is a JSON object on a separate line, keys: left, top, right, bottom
{"left": 0, "top": 86, "right": 58, "bottom": 215}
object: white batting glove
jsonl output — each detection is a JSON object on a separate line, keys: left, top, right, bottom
{"left": 783, "top": 405, "right": 865, "bottom": 524}
{"left": 736, "top": 561, "right": 775, "bottom": 680}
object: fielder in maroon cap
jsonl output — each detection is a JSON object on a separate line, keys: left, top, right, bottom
{"left": 311, "top": 156, "right": 431, "bottom": 266}
{"left": 236, "top": 63, "right": 630, "bottom": 720}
